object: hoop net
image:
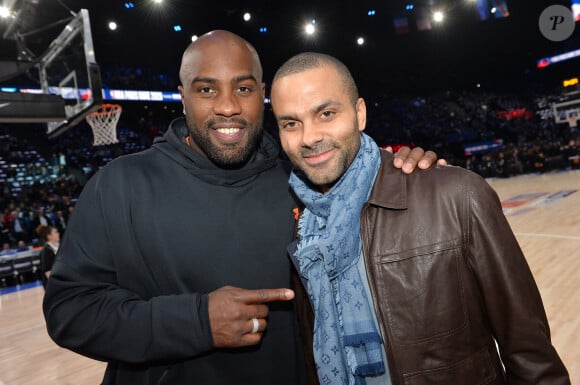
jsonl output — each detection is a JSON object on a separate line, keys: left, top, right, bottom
{"left": 86, "top": 104, "right": 122, "bottom": 146}
{"left": 567, "top": 110, "right": 578, "bottom": 128}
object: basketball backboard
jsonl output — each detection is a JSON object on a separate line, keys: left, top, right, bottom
{"left": 0, "top": 9, "right": 102, "bottom": 137}
{"left": 39, "top": 9, "right": 103, "bottom": 138}
{"left": 553, "top": 98, "right": 580, "bottom": 128}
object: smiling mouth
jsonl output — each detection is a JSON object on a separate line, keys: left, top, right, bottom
{"left": 212, "top": 126, "right": 245, "bottom": 143}
{"left": 303, "top": 148, "right": 334, "bottom": 166}
{"left": 216, "top": 127, "right": 241, "bottom": 135}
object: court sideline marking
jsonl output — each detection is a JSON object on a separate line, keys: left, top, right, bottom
{"left": 514, "top": 232, "right": 580, "bottom": 241}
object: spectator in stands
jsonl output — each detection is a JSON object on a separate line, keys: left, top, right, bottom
{"left": 0, "top": 242, "right": 16, "bottom": 256}
{"left": 53, "top": 210, "right": 67, "bottom": 236}
{"left": 15, "top": 240, "right": 29, "bottom": 252}
{"left": 43, "top": 30, "right": 440, "bottom": 385}
{"left": 2, "top": 208, "right": 14, "bottom": 229}
{"left": 0, "top": 218, "right": 11, "bottom": 247}
{"left": 36, "top": 225, "right": 59, "bottom": 289}
{"left": 563, "top": 139, "right": 580, "bottom": 169}
{"left": 11, "top": 209, "right": 28, "bottom": 243}
{"left": 32, "top": 208, "right": 52, "bottom": 229}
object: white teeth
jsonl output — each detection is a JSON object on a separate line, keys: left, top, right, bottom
{"left": 216, "top": 128, "right": 240, "bottom": 135}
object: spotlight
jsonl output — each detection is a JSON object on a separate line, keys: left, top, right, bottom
{"left": 305, "top": 24, "right": 315, "bottom": 34}
{"left": 173, "top": 25, "right": 182, "bottom": 32}
{"left": 259, "top": 27, "right": 268, "bottom": 33}
{"left": 108, "top": 21, "right": 118, "bottom": 31}
{"left": 0, "top": 6, "right": 11, "bottom": 18}
{"left": 191, "top": 35, "right": 198, "bottom": 42}
{"left": 367, "top": 10, "right": 376, "bottom": 16}
{"left": 357, "top": 37, "right": 365, "bottom": 45}
{"left": 433, "top": 11, "right": 444, "bottom": 23}
{"left": 243, "top": 12, "right": 251, "bottom": 21}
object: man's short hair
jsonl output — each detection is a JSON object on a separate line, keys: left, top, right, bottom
{"left": 273, "top": 52, "right": 359, "bottom": 105}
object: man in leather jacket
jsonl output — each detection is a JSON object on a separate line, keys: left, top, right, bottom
{"left": 270, "top": 52, "right": 570, "bottom": 385}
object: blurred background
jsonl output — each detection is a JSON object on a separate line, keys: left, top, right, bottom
{"left": 0, "top": 0, "right": 579, "bottom": 249}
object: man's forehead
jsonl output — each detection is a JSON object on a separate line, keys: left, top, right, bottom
{"left": 184, "top": 48, "right": 260, "bottom": 81}
{"left": 275, "top": 66, "right": 338, "bottom": 87}
{"left": 191, "top": 73, "right": 259, "bottom": 85}
{"left": 187, "top": 63, "right": 259, "bottom": 83}
{"left": 274, "top": 68, "right": 340, "bottom": 95}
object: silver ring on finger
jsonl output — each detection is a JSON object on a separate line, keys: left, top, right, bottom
{"left": 251, "top": 317, "right": 259, "bottom": 334}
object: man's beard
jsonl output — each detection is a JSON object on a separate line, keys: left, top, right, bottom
{"left": 186, "top": 116, "right": 264, "bottom": 169}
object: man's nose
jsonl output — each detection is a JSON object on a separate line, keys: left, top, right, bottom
{"left": 301, "top": 122, "right": 323, "bottom": 147}
{"left": 213, "top": 92, "right": 242, "bottom": 116}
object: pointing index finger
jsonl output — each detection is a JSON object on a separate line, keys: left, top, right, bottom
{"left": 244, "top": 288, "right": 295, "bottom": 304}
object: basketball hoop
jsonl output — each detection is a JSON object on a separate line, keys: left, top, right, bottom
{"left": 86, "top": 104, "right": 122, "bottom": 146}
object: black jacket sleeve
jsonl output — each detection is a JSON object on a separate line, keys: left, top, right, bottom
{"left": 43, "top": 169, "right": 214, "bottom": 364}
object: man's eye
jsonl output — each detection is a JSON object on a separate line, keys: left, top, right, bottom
{"left": 238, "top": 86, "right": 252, "bottom": 92}
{"left": 282, "top": 121, "right": 297, "bottom": 129}
{"left": 321, "top": 111, "right": 334, "bottom": 118}
{"left": 199, "top": 87, "right": 213, "bottom": 93}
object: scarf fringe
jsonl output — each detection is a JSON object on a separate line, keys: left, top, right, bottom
{"left": 354, "top": 362, "right": 386, "bottom": 376}
{"left": 344, "top": 332, "right": 383, "bottom": 346}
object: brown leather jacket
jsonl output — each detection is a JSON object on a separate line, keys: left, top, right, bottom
{"left": 292, "top": 151, "right": 570, "bottom": 385}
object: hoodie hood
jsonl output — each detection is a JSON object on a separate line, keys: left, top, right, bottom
{"left": 152, "top": 118, "right": 280, "bottom": 187}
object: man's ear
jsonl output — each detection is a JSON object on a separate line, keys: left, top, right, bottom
{"left": 356, "top": 97, "right": 367, "bottom": 132}
{"left": 178, "top": 85, "right": 186, "bottom": 114}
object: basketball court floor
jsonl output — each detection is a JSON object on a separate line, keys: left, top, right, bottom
{"left": 0, "top": 170, "right": 578, "bottom": 384}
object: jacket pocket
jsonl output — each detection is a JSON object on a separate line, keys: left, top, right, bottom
{"left": 402, "top": 347, "right": 497, "bottom": 385}
{"left": 374, "top": 242, "right": 467, "bottom": 343}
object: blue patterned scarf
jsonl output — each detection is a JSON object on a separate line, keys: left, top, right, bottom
{"left": 290, "top": 133, "right": 384, "bottom": 385}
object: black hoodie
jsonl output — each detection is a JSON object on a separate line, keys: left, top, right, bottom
{"left": 43, "top": 118, "right": 308, "bottom": 385}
